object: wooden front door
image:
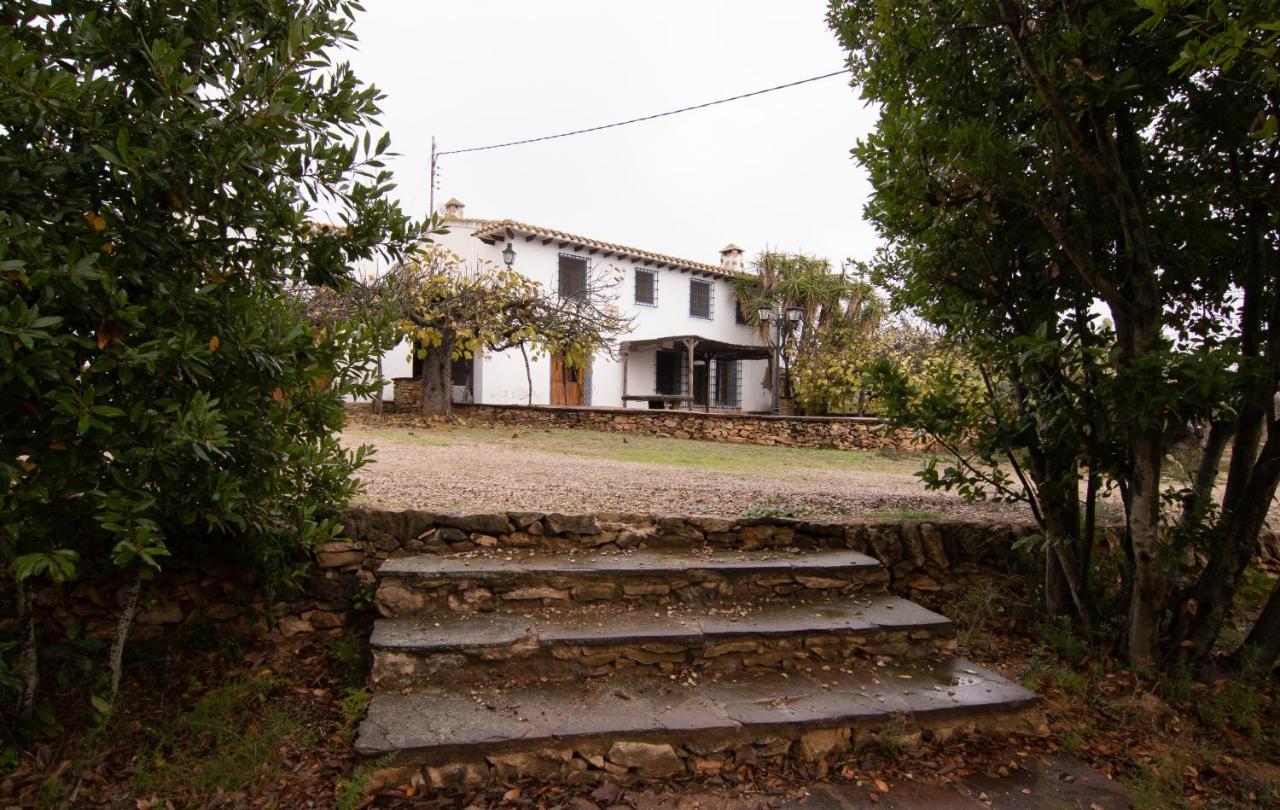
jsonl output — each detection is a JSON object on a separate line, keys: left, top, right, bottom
{"left": 550, "top": 352, "right": 583, "bottom": 406}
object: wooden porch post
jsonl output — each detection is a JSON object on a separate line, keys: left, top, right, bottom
{"left": 682, "top": 338, "right": 697, "bottom": 411}
{"left": 621, "top": 346, "right": 629, "bottom": 401}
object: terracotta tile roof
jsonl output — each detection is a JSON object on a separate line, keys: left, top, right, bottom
{"left": 470, "top": 218, "right": 748, "bottom": 279}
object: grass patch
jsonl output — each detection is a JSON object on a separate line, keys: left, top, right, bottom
{"left": 336, "top": 755, "right": 393, "bottom": 810}
{"left": 743, "top": 503, "right": 812, "bottom": 518}
{"left": 338, "top": 686, "right": 372, "bottom": 741}
{"left": 865, "top": 508, "right": 943, "bottom": 521}
{"left": 1034, "top": 615, "right": 1089, "bottom": 661}
{"left": 870, "top": 715, "right": 913, "bottom": 757}
{"left": 130, "top": 674, "right": 312, "bottom": 800}
{"left": 34, "top": 775, "right": 68, "bottom": 809}
{"left": 346, "top": 425, "right": 931, "bottom": 476}
{"left": 1167, "top": 659, "right": 1278, "bottom": 756}
{"left": 1127, "top": 750, "right": 1193, "bottom": 810}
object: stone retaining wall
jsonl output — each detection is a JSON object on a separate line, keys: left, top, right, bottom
{"left": 27, "top": 508, "right": 1279, "bottom": 645}
{"left": 381, "top": 387, "right": 929, "bottom": 452}
{"left": 338, "top": 508, "right": 1042, "bottom": 599}
{"left": 19, "top": 511, "right": 1041, "bottom": 647}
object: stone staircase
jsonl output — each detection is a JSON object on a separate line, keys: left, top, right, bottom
{"left": 355, "top": 538, "right": 1045, "bottom": 790}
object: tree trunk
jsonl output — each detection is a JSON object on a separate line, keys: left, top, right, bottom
{"left": 1239, "top": 577, "right": 1280, "bottom": 673}
{"left": 1118, "top": 311, "right": 1168, "bottom": 664}
{"left": 1127, "top": 427, "right": 1166, "bottom": 665}
{"left": 1038, "top": 468, "right": 1077, "bottom": 620}
{"left": 1173, "top": 432, "right": 1280, "bottom": 665}
{"left": 1024, "top": 358, "right": 1089, "bottom": 631}
{"left": 107, "top": 570, "right": 143, "bottom": 711}
{"left": 1172, "top": 203, "right": 1278, "bottom": 666}
{"left": 1044, "top": 543, "right": 1072, "bottom": 619}
{"left": 521, "top": 343, "right": 533, "bottom": 406}
{"left": 372, "top": 356, "right": 384, "bottom": 415}
{"left": 1179, "top": 419, "right": 1232, "bottom": 526}
{"left": 1117, "top": 478, "right": 1135, "bottom": 641}
{"left": 1041, "top": 493, "right": 1092, "bottom": 636}
{"left": 15, "top": 578, "right": 37, "bottom": 717}
{"left": 1080, "top": 471, "right": 1098, "bottom": 613}
{"left": 418, "top": 331, "right": 454, "bottom": 416}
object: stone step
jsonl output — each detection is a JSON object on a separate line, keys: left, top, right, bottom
{"left": 355, "top": 658, "right": 1045, "bottom": 788}
{"left": 374, "top": 548, "right": 888, "bottom": 617}
{"left": 370, "top": 595, "right": 956, "bottom": 689}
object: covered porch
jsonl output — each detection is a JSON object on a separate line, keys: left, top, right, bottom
{"left": 618, "top": 335, "right": 771, "bottom": 412}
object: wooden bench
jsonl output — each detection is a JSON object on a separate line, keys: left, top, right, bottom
{"left": 621, "top": 394, "right": 694, "bottom": 409}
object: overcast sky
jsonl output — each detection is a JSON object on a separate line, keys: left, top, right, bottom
{"left": 345, "top": 1, "right": 880, "bottom": 271}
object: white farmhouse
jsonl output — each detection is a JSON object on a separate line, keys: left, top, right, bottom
{"left": 383, "top": 199, "right": 773, "bottom": 412}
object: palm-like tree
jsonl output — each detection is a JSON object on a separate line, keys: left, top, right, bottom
{"left": 734, "top": 252, "right": 883, "bottom": 410}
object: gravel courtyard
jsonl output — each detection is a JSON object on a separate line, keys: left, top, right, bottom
{"left": 343, "top": 423, "right": 1035, "bottom": 521}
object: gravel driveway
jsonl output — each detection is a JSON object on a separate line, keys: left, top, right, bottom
{"left": 344, "top": 426, "right": 1033, "bottom": 522}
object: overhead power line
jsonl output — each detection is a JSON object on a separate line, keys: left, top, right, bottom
{"left": 436, "top": 69, "right": 849, "bottom": 157}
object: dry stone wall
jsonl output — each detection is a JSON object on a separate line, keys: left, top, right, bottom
{"left": 29, "top": 507, "right": 1278, "bottom": 647}
{"left": 13, "top": 510, "right": 1037, "bottom": 648}
{"left": 384, "top": 383, "right": 930, "bottom": 452}
{"left": 339, "top": 508, "right": 1041, "bottom": 600}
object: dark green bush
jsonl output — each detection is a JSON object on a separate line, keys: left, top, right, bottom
{"left": 0, "top": 0, "right": 425, "bottom": 720}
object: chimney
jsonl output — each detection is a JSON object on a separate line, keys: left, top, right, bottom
{"left": 719, "top": 243, "right": 744, "bottom": 271}
{"left": 441, "top": 197, "right": 466, "bottom": 219}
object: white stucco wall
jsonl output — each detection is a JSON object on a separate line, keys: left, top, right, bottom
{"left": 739, "top": 358, "right": 772, "bottom": 412}
{"left": 380, "top": 338, "right": 416, "bottom": 402}
{"left": 380, "top": 212, "right": 774, "bottom": 411}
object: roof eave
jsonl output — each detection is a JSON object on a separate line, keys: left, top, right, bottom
{"left": 472, "top": 220, "right": 747, "bottom": 280}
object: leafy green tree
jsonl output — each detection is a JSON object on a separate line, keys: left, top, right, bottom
{"left": 831, "top": 0, "right": 1280, "bottom": 669}
{"left": 0, "top": 0, "right": 425, "bottom": 719}
{"left": 299, "top": 264, "right": 413, "bottom": 414}
{"left": 1141, "top": 0, "right": 1280, "bottom": 669}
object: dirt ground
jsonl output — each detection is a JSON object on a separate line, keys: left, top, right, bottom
{"left": 343, "top": 424, "right": 1036, "bottom": 522}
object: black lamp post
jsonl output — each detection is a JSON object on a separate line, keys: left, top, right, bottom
{"left": 758, "top": 303, "right": 804, "bottom": 414}
{"left": 501, "top": 242, "right": 516, "bottom": 267}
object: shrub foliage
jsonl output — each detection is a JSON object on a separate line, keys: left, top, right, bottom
{"left": 0, "top": 0, "right": 424, "bottom": 719}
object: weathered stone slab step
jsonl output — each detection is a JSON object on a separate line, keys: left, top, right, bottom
{"left": 374, "top": 548, "right": 888, "bottom": 617}
{"left": 355, "top": 658, "right": 1045, "bottom": 787}
{"left": 370, "top": 595, "right": 956, "bottom": 688}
